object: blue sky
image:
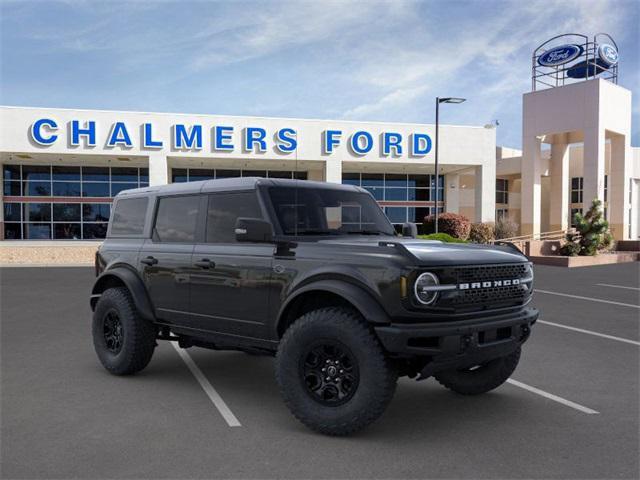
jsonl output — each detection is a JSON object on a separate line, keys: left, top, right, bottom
{"left": 1, "top": 0, "right": 638, "bottom": 148}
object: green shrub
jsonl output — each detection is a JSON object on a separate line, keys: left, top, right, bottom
{"left": 417, "top": 233, "right": 468, "bottom": 243}
{"left": 422, "top": 213, "right": 471, "bottom": 240}
{"left": 560, "top": 199, "right": 614, "bottom": 256}
{"left": 469, "top": 222, "right": 495, "bottom": 244}
{"left": 494, "top": 217, "right": 519, "bottom": 239}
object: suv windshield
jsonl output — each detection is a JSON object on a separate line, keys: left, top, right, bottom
{"left": 267, "top": 186, "right": 395, "bottom": 236}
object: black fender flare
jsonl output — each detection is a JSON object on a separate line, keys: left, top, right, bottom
{"left": 90, "top": 267, "right": 155, "bottom": 322}
{"left": 277, "top": 279, "right": 391, "bottom": 335}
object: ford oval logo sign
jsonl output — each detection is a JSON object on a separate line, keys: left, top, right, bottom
{"left": 598, "top": 44, "right": 618, "bottom": 67}
{"left": 538, "top": 44, "right": 583, "bottom": 67}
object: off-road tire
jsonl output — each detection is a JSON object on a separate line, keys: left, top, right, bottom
{"left": 92, "top": 287, "right": 156, "bottom": 375}
{"left": 434, "top": 347, "right": 521, "bottom": 395}
{"left": 275, "top": 307, "right": 398, "bottom": 436}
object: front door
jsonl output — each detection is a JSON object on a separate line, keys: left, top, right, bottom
{"left": 139, "top": 194, "right": 201, "bottom": 325}
{"left": 188, "top": 191, "right": 274, "bottom": 340}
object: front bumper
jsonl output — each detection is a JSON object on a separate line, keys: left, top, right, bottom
{"left": 375, "top": 307, "right": 538, "bottom": 377}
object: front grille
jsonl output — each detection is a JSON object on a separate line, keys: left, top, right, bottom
{"left": 430, "top": 263, "right": 532, "bottom": 310}
{"left": 455, "top": 264, "right": 528, "bottom": 283}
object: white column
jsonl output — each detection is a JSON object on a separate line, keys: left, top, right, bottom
{"left": 148, "top": 153, "right": 169, "bottom": 186}
{"left": 609, "top": 134, "right": 631, "bottom": 240}
{"left": 474, "top": 163, "right": 495, "bottom": 223}
{"left": 324, "top": 159, "right": 342, "bottom": 184}
{"left": 549, "top": 137, "right": 570, "bottom": 232}
{"left": 582, "top": 126, "right": 605, "bottom": 211}
{"left": 445, "top": 173, "right": 459, "bottom": 214}
{"left": 521, "top": 135, "right": 542, "bottom": 236}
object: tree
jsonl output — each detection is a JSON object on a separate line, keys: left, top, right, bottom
{"left": 560, "top": 199, "right": 614, "bottom": 256}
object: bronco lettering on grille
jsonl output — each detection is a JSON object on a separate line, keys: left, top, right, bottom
{"left": 459, "top": 279, "right": 521, "bottom": 290}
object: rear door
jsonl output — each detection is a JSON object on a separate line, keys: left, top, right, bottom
{"left": 139, "top": 194, "right": 202, "bottom": 325}
{"left": 189, "top": 191, "right": 274, "bottom": 339}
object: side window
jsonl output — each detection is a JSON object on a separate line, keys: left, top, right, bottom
{"left": 110, "top": 197, "right": 148, "bottom": 236}
{"left": 154, "top": 195, "right": 200, "bottom": 243}
{"left": 206, "top": 192, "right": 262, "bottom": 243}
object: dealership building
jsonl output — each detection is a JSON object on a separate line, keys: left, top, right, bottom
{"left": 0, "top": 34, "right": 638, "bottom": 242}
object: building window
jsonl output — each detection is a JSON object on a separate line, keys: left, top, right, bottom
{"left": 171, "top": 168, "right": 307, "bottom": 183}
{"left": 496, "top": 208, "right": 509, "bottom": 221}
{"left": 570, "top": 208, "right": 583, "bottom": 228}
{"left": 2, "top": 164, "right": 148, "bottom": 240}
{"left": 571, "top": 177, "right": 583, "bottom": 203}
{"left": 343, "top": 173, "right": 444, "bottom": 225}
{"left": 604, "top": 175, "right": 608, "bottom": 202}
{"left": 496, "top": 179, "right": 508, "bottom": 204}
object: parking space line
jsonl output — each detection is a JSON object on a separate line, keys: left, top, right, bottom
{"left": 171, "top": 343, "right": 242, "bottom": 427}
{"left": 506, "top": 379, "right": 599, "bottom": 415}
{"left": 534, "top": 289, "right": 640, "bottom": 309}
{"left": 596, "top": 283, "right": 640, "bottom": 291}
{"left": 538, "top": 320, "right": 640, "bottom": 346}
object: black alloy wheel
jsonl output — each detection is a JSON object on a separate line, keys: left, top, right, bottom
{"left": 103, "top": 309, "right": 124, "bottom": 354}
{"left": 301, "top": 341, "right": 359, "bottom": 406}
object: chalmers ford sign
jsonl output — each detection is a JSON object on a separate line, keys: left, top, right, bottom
{"left": 29, "top": 118, "right": 434, "bottom": 157}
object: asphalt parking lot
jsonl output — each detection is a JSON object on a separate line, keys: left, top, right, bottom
{"left": 1, "top": 263, "right": 639, "bottom": 479}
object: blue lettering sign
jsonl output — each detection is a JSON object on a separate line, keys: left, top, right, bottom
{"left": 275, "top": 128, "right": 297, "bottom": 153}
{"left": 107, "top": 122, "right": 133, "bottom": 147}
{"left": 30, "top": 118, "right": 58, "bottom": 145}
{"left": 71, "top": 120, "right": 96, "bottom": 147}
{"left": 143, "top": 123, "right": 163, "bottom": 148}
{"left": 411, "top": 133, "right": 432, "bottom": 156}
{"left": 173, "top": 124, "right": 203, "bottom": 149}
{"left": 323, "top": 130, "right": 342, "bottom": 154}
{"left": 350, "top": 131, "right": 373, "bottom": 155}
{"left": 382, "top": 132, "right": 403, "bottom": 156}
{"left": 214, "top": 126, "right": 234, "bottom": 150}
{"left": 244, "top": 127, "right": 267, "bottom": 152}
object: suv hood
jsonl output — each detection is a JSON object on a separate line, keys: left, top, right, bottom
{"left": 317, "top": 237, "right": 527, "bottom": 266}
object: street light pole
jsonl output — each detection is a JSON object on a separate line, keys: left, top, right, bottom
{"left": 433, "top": 96, "right": 466, "bottom": 234}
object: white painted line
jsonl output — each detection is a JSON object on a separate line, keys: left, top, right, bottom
{"left": 535, "top": 289, "right": 640, "bottom": 309}
{"left": 506, "top": 379, "right": 599, "bottom": 415}
{"left": 171, "top": 342, "right": 241, "bottom": 427}
{"left": 538, "top": 320, "right": 640, "bottom": 346}
{"left": 596, "top": 283, "right": 640, "bottom": 291}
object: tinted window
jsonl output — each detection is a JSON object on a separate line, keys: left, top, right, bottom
{"left": 52, "top": 166, "right": 80, "bottom": 181}
{"left": 23, "top": 165, "right": 51, "bottom": 181}
{"left": 53, "top": 203, "right": 81, "bottom": 221}
{"left": 110, "top": 197, "right": 148, "bottom": 236}
{"left": 154, "top": 195, "right": 199, "bottom": 243}
{"left": 83, "top": 203, "right": 110, "bottom": 221}
{"left": 206, "top": 192, "right": 262, "bottom": 243}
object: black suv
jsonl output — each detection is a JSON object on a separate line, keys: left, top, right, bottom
{"left": 91, "top": 177, "right": 538, "bottom": 435}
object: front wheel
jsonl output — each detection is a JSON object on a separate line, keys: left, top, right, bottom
{"left": 434, "top": 347, "right": 521, "bottom": 395}
{"left": 275, "top": 307, "right": 398, "bottom": 436}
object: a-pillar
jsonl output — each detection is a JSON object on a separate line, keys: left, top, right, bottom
{"left": 549, "top": 135, "right": 570, "bottom": 232}
{"left": 521, "top": 135, "right": 543, "bottom": 236}
{"left": 609, "top": 133, "right": 631, "bottom": 240}
{"left": 324, "top": 159, "right": 342, "bottom": 184}
{"left": 474, "top": 163, "right": 495, "bottom": 223}
{"left": 148, "top": 153, "right": 169, "bottom": 186}
{"left": 582, "top": 126, "right": 605, "bottom": 211}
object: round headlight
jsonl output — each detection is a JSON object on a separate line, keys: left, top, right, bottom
{"left": 414, "top": 272, "right": 440, "bottom": 305}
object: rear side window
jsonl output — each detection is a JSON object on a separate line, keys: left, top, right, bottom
{"left": 110, "top": 197, "right": 148, "bottom": 236}
{"left": 154, "top": 195, "right": 200, "bottom": 243}
{"left": 206, "top": 192, "right": 262, "bottom": 243}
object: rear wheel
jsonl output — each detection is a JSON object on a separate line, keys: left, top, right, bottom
{"left": 434, "top": 347, "right": 521, "bottom": 395}
{"left": 92, "top": 287, "right": 156, "bottom": 375}
{"left": 275, "top": 307, "right": 397, "bottom": 436}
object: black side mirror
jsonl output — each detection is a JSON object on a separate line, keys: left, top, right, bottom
{"left": 402, "top": 222, "right": 418, "bottom": 238}
{"left": 235, "top": 217, "right": 273, "bottom": 243}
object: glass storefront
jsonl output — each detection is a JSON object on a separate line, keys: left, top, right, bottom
{"left": 3, "top": 164, "right": 148, "bottom": 240}
{"left": 342, "top": 173, "right": 444, "bottom": 226}
{"left": 171, "top": 168, "right": 308, "bottom": 183}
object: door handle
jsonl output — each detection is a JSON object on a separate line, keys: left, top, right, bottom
{"left": 194, "top": 258, "right": 215, "bottom": 269}
{"left": 141, "top": 256, "right": 158, "bottom": 266}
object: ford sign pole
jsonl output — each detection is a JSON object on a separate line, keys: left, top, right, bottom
{"left": 434, "top": 97, "right": 466, "bottom": 233}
